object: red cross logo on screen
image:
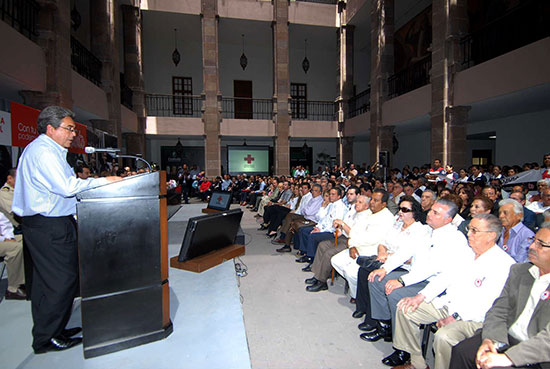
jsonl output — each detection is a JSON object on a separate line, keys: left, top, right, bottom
{"left": 244, "top": 154, "right": 255, "bottom": 164}
{"left": 217, "top": 196, "right": 223, "bottom": 203}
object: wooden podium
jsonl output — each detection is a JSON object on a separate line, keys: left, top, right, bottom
{"left": 76, "top": 171, "right": 173, "bottom": 358}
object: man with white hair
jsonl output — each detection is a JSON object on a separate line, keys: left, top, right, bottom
{"left": 390, "top": 214, "right": 515, "bottom": 369}
{"left": 498, "top": 199, "right": 534, "bottom": 262}
{"left": 509, "top": 191, "right": 537, "bottom": 230}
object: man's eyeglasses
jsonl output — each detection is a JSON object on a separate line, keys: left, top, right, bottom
{"left": 398, "top": 207, "right": 413, "bottom": 213}
{"left": 528, "top": 236, "right": 550, "bottom": 248}
{"left": 58, "top": 125, "right": 77, "bottom": 133}
{"left": 465, "top": 226, "right": 493, "bottom": 235}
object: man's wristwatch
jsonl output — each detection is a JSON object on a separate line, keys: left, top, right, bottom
{"left": 491, "top": 340, "right": 509, "bottom": 353}
{"left": 451, "top": 312, "right": 462, "bottom": 321}
{"left": 397, "top": 277, "right": 405, "bottom": 286}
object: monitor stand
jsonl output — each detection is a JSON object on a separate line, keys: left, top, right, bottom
{"left": 170, "top": 244, "right": 245, "bottom": 273}
{"left": 202, "top": 207, "right": 223, "bottom": 214}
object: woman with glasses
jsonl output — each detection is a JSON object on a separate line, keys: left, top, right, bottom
{"left": 353, "top": 196, "right": 430, "bottom": 345}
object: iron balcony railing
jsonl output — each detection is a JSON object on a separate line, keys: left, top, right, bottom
{"left": 222, "top": 97, "right": 273, "bottom": 120}
{"left": 1, "top": 0, "right": 40, "bottom": 41}
{"left": 460, "top": 0, "right": 549, "bottom": 68}
{"left": 292, "top": 100, "right": 337, "bottom": 121}
{"left": 388, "top": 55, "right": 431, "bottom": 98}
{"left": 347, "top": 88, "right": 371, "bottom": 119}
{"left": 70, "top": 36, "right": 102, "bottom": 86}
{"left": 145, "top": 94, "right": 202, "bottom": 117}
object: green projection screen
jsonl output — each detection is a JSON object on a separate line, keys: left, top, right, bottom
{"left": 227, "top": 146, "right": 269, "bottom": 175}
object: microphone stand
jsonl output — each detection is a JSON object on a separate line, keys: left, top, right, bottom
{"left": 115, "top": 154, "right": 153, "bottom": 172}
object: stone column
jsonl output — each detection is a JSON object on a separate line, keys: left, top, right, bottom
{"left": 122, "top": 4, "right": 146, "bottom": 156}
{"left": 369, "top": 0, "right": 394, "bottom": 171}
{"left": 20, "top": 0, "right": 73, "bottom": 109}
{"left": 201, "top": 0, "right": 221, "bottom": 177}
{"left": 337, "top": 15, "right": 354, "bottom": 167}
{"left": 272, "top": 0, "right": 290, "bottom": 176}
{"left": 430, "top": 0, "right": 469, "bottom": 168}
{"left": 90, "top": 0, "right": 122, "bottom": 149}
{"left": 341, "top": 136, "right": 354, "bottom": 165}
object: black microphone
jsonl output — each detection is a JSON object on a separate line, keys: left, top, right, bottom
{"left": 84, "top": 147, "right": 121, "bottom": 154}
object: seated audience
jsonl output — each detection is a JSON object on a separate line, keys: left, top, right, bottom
{"left": 391, "top": 214, "right": 514, "bottom": 369}
{"left": 331, "top": 189, "right": 394, "bottom": 299}
{"left": 450, "top": 223, "right": 550, "bottom": 369}
{"left": 0, "top": 212, "right": 26, "bottom": 300}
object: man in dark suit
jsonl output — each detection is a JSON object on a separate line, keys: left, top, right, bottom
{"left": 450, "top": 223, "right": 550, "bottom": 369}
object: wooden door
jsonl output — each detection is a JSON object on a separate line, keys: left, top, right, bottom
{"left": 234, "top": 80, "right": 253, "bottom": 119}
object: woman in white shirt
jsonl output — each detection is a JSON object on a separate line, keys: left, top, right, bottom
{"left": 353, "top": 196, "right": 430, "bottom": 325}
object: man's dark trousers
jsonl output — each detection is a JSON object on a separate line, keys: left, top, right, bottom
{"left": 22, "top": 214, "right": 79, "bottom": 350}
{"left": 305, "top": 232, "right": 334, "bottom": 258}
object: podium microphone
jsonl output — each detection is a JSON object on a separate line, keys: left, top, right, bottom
{"left": 85, "top": 147, "right": 121, "bottom": 154}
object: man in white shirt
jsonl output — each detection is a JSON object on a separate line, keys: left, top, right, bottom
{"left": 0, "top": 212, "right": 25, "bottom": 299}
{"left": 331, "top": 189, "right": 395, "bottom": 299}
{"left": 13, "top": 106, "right": 120, "bottom": 353}
{"left": 391, "top": 214, "right": 515, "bottom": 369}
{"left": 450, "top": 223, "right": 550, "bottom": 369}
{"left": 527, "top": 187, "right": 550, "bottom": 214}
{"left": 365, "top": 198, "right": 471, "bottom": 364}
{"left": 306, "top": 194, "right": 371, "bottom": 292}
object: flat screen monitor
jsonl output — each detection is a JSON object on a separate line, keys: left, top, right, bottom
{"left": 177, "top": 209, "right": 243, "bottom": 262}
{"left": 207, "top": 191, "right": 232, "bottom": 211}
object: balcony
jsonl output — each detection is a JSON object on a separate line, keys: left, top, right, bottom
{"left": 292, "top": 100, "right": 337, "bottom": 121}
{"left": 70, "top": 36, "right": 102, "bottom": 86}
{"left": 347, "top": 88, "right": 370, "bottom": 119}
{"left": 145, "top": 94, "right": 202, "bottom": 117}
{"left": 388, "top": 55, "right": 431, "bottom": 99}
{"left": 460, "top": 0, "right": 550, "bottom": 68}
{"left": 222, "top": 97, "right": 273, "bottom": 120}
{"left": 1, "top": 0, "right": 39, "bottom": 41}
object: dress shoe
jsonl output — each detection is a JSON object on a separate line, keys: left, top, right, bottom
{"left": 258, "top": 224, "right": 268, "bottom": 230}
{"left": 252, "top": 208, "right": 258, "bottom": 212}
{"left": 389, "top": 364, "right": 426, "bottom": 369}
{"left": 34, "top": 336, "right": 82, "bottom": 354}
{"left": 266, "top": 233, "right": 277, "bottom": 239}
{"left": 358, "top": 321, "right": 377, "bottom": 332}
{"left": 271, "top": 239, "right": 285, "bottom": 245}
{"left": 359, "top": 322, "right": 392, "bottom": 342}
{"left": 276, "top": 245, "right": 291, "bottom": 253}
{"left": 352, "top": 310, "right": 365, "bottom": 319}
{"left": 305, "top": 277, "right": 318, "bottom": 285}
{"left": 295, "top": 255, "right": 311, "bottom": 263}
{"left": 302, "top": 263, "right": 312, "bottom": 272}
{"left": 61, "top": 327, "right": 82, "bottom": 339}
{"left": 381, "top": 349, "right": 410, "bottom": 367}
{"left": 254, "top": 214, "right": 262, "bottom": 218}
{"left": 306, "top": 280, "right": 328, "bottom": 292}
{"left": 5, "top": 289, "right": 26, "bottom": 300}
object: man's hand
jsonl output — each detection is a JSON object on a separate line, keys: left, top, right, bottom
{"left": 311, "top": 227, "right": 321, "bottom": 233}
{"left": 385, "top": 279, "right": 403, "bottom": 295}
{"left": 368, "top": 268, "right": 387, "bottom": 282}
{"left": 349, "top": 246, "right": 359, "bottom": 259}
{"left": 477, "top": 352, "right": 513, "bottom": 369}
{"left": 436, "top": 316, "right": 456, "bottom": 328}
{"left": 105, "top": 176, "right": 123, "bottom": 183}
{"left": 397, "top": 294, "right": 425, "bottom": 314}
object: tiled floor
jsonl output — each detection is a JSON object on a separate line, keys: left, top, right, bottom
{"left": 237, "top": 206, "right": 394, "bottom": 369}
{"left": 0, "top": 203, "right": 251, "bottom": 369}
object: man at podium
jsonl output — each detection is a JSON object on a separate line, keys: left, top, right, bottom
{"left": 12, "top": 106, "right": 121, "bottom": 354}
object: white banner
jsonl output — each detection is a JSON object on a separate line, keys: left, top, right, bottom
{"left": 500, "top": 169, "right": 542, "bottom": 186}
{"left": 0, "top": 110, "right": 12, "bottom": 146}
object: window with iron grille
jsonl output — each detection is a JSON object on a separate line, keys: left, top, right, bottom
{"left": 172, "top": 77, "right": 193, "bottom": 115}
{"left": 291, "top": 83, "right": 307, "bottom": 119}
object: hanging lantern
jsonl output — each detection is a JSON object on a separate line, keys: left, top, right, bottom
{"left": 302, "top": 39, "right": 310, "bottom": 74}
{"left": 172, "top": 28, "right": 181, "bottom": 67}
{"left": 240, "top": 34, "right": 248, "bottom": 71}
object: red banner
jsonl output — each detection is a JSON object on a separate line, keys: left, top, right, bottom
{"left": 10, "top": 102, "right": 39, "bottom": 147}
{"left": 69, "top": 122, "right": 87, "bottom": 154}
{"left": 10, "top": 102, "right": 87, "bottom": 152}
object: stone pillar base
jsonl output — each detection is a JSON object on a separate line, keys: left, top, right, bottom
{"left": 19, "top": 90, "right": 62, "bottom": 110}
